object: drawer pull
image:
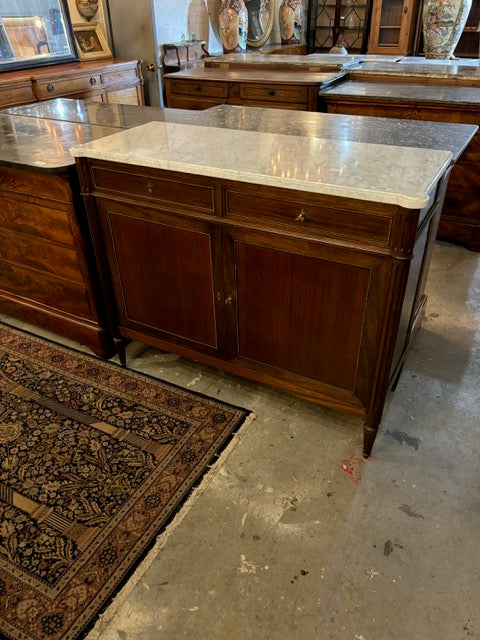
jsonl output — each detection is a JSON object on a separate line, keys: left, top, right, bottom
{"left": 224, "top": 295, "right": 233, "bottom": 305}
{"left": 47, "top": 83, "right": 54, "bottom": 92}
{"left": 90, "top": 77, "right": 97, "bottom": 86}
{"left": 146, "top": 182, "right": 154, "bottom": 194}
{"left": 295, "top": 210, "right": 307, "bottom": 222}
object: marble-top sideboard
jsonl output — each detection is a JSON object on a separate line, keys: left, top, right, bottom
{"left": 68, "top": 102, "right": 476, "bottom": 457}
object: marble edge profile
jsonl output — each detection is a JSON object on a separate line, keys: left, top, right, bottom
{"left": 70, "top": 145, "right": 451, "bottom": 209}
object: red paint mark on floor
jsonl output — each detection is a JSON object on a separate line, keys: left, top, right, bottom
{"left": 340, "top": 455, "right": 372, "bottom": 484}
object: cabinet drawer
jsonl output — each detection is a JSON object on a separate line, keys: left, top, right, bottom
{"left": 238, "top": 83, "right": 308, "bottom": 104}
{"left": 0, "top": 260, "right": 93, "bottom": 318}
{"left": 166, "top": 78, "right": 229, "bottom": 98}
{"left": 34, "top": 74, "right": 103, "bottom": 99}
{"left": 0, "top": 197, "right": 76, "bottom": 247}
{"left": 225, "top": 189, "right": 392, "bottom": 244}
{"left": 102, "top": 69, "right": 138, "bottom": 86}
{"left": 0, "top": 82, "right": 36, "bottom": 107}
{"left": 166, "top": 95, "right": 225, "bottom": 110}
{"left": 91, "top": 166, "right": 217, "bottom": 212}
{"left": 0, "top": 228, "right": 83, "bottom": 283}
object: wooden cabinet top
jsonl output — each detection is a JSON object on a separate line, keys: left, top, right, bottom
{"left": 163, "top": 66, "right": 346, "bottom": 87}
{"left": 0, "top": 58, "right": 140, "bottom": 84}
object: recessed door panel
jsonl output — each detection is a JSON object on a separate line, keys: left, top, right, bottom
{"left": 102, "top": 204, "right": 219, "bottom": 349}
{"left": 235, "top": 242, "right": 371, "bottom": 390}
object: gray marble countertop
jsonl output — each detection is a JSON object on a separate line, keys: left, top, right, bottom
{"left": 350, "top": 61, "right": 480, "bottom": 82}
{"left": 319, "top": 80, "right": 480, "bottom": 106}
{"left": 196, "top": 105, "right": 477, "bottom": 163}
{"left": 1, "top": 101, "right": 476, "bottom": 176}
{"left": 70, "top": 118, "right": 453, "bottom": 208}
{"left": 0, "top": 114, "right": 120, "bottom": 171}
{"left": 205, "top": 52, "right": 363, "bottom": 70}
{"left": 3, "top": 98, "right": 212, "bottom": 129}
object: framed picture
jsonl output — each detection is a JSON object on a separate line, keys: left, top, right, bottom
{"left": 0, "top": 0, "right": 78, "bottom": 71}
{"left": 73, "top": 22, "right": 111, "bottom": 60}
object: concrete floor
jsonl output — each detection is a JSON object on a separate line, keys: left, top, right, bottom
{"left": 3, "top": 240, "right": 479, "bottom": 639}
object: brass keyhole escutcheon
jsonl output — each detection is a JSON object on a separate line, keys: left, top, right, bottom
{"left": 224, "top": 295, "right": 233, "bottom": 305}
{"left": 295, "top": 210, "right": 307, "bottom": 222}
{"left": 147, "top": 182, "right": 153, "bottom": 194}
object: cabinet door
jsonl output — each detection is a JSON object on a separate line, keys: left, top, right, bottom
{"left": 95, "top": 198, "right": 226, "bottom": 356}
{"left": 308, "top": 0, "right": 371, "bottom": 53}
{"left": 368, "top": 0, "right": 420, "bottom": 54}
{"left": 223, "top": 227, "right": 395, "bottom": 410}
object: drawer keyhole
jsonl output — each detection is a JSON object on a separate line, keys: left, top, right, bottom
{"left": 147, "top": 182, "right": 154, "bottom": 194}
{"left": 267, "top": 90, "right": 276, "bottom": 96}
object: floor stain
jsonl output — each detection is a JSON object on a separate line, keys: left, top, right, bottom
{"left": 387, "top": 429, "right": 420, "bottom": 450}
{"left": 399, "top": 504, "right": 425, "bottom": 519}
{"left": 383, "top": 539, "right": 404, "bottom": 557}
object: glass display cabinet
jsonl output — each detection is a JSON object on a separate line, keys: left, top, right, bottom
{"left": 367, "top": 0, "right": 421, "bottom": 55}
{"left": 0, "top": 0, "right": 77, "bottom": 71}
{"left": 306, "top": 0, "right": 372, "bottom": 53}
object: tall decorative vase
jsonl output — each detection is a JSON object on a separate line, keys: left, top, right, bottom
{"left": 219, "top": 0, "right": 248, "bottom": 53}
{"left": 279, "top": 0, "right": 304, "bottom": 45}
{"left": 423, "top": 0, "right": 472, "bottom": 59}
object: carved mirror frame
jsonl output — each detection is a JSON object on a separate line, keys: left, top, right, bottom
{"left": 246, "top": 0, "right": 275, "bottom": 48}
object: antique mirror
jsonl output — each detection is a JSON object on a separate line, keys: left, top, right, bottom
{"left": 0, "top": 0, "right": 77, "bottom": 71}
{"left": 246, "top": 0, "right": 274, "bottom": 48}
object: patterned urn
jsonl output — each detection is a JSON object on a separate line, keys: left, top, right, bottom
{"left": 279, "top": 0, "right": 304, "bottom": 45}
{"left": 219, "top": 0, "right": 248, "bottom": 53}
{"left": 423, "top": 0, "right": 473, "bottom": 59}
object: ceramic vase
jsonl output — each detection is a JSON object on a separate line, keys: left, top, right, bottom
{"left": 219, "top": 0, "right": 248, "bottom": 53}
{"left": 279, "top": 0, "right": 304, "bottom": 45}
{"left": 423, "top": 0, "right": 472, "bottom": 59}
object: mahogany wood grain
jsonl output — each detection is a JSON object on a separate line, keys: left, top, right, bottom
{"left": 0, "top": 165, "right": 114, "bottom": 358}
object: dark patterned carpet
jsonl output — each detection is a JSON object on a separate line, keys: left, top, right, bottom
{"left": 0, "top": 323, "right": 251, "bottom": 640}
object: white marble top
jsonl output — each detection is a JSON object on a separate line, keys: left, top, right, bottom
{"left": 70, "top": 121, "right": 452, "bottom": 208}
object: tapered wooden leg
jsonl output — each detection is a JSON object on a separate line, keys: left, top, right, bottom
{"left": 363, "top": 424, "right": 378, "bottom": 458}
{"left": 114, "top": 337, "right": 126, "bottom": 367}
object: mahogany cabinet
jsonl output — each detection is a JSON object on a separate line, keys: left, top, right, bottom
{"left": 0, "top": 59, "right": 144, "bottom": 109}
{"left": 0, "top": 164, "right": 114, "bottom": 358}
{"left": 319, "top": 86, "right": 480, "bottom": 251}
{"left": 76, "top": 157, "right": 450, "bottom": 456}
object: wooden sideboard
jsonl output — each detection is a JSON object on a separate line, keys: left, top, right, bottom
{"left": 75, "top": 146, "right": 453, "bottom": 457}
{"left": 319, "top": 82, "right": 480, "bottom": 251}
{"left": 0, "top": 59, "right": 144, "bottom": 109}
{"left": 164, "top": 67, "right": 342, "bottom": 111}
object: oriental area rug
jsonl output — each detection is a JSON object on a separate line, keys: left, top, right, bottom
{"left": 0, "top": 323, "right": 252, "bottom": 640}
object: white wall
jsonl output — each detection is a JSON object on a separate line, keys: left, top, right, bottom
{"left": 152, "top": 0, "right": 223, "bottom": 55}
{"left": 151, "top": 0, "right": 285, "bottom": 55}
